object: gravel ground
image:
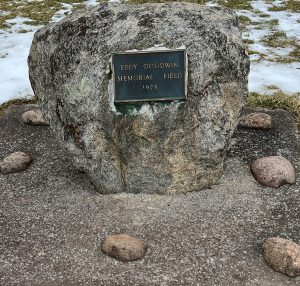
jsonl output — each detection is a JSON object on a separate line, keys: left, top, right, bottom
{"left": 0, "top": 104, "right": 299, "bottom": 286}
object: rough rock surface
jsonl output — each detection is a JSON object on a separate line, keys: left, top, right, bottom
{"left": 28, "top": 2, "right": 249, "bottom": 194}
{"left": 263, "top": 237, "right": 300, "bottom": 277}
{"left": 101, "top": 234, "right": 147, "bottom": 262}
{"left": 239, "top": 112, "right": 272, "bottom": 129}
{"left": 22, "top": 109, "right": 48, "bottom": 126}
{"left": 251, "top": 156, "right": 296, "bottom": 188}
{"left": 0, "top": 151, "right": 32, "bottom": 174}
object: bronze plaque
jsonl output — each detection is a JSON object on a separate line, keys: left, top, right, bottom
{"left": 112, "top": 50, "right": 187, "bottom": 103}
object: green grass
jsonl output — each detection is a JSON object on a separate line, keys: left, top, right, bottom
{"left": 254, "top": 25, "right": 264, "bottom": 30}
{"left": 247, "top": 49, "right": 266, "bottom": 62}
{"left": 247, "top": 91, "right": 300, "bottom": 127}
{"left": 17, "top": 29, "right": 30, "bottom": 33}
{"left": 264, "top": 18, "right": 279, "bottom": 33}
{"left": 238, "top": 15, "right": 251, "bottom": 25}
{"left": 0, "top": 97, "right": 37, "bottom": 117}
{"left": 217, "top": 0, "right": 252, "bottom": 10}
{"left": 0, "top": 0, "right": 86, "bottom": 27}
{"left": 0, "top": 0, "right": 258, "bottom": 28}
{"left": 0, "top": 11, "right": 12, "bottom": 29}
{"left": 259, "top": 13, "right": 271, "bottom": 18}
{"left": 238, "top": 15, "right": 261, "bottom": 31}
{"left": 288, "top": 45, "right": 300, "bottom": 59}
{"left": 268, "top": 18, "right": 279, "bottom": 27}
{"left": 268, "top": 0, "right": 300, "bottom": 12}
{"left": 243, "top": 39, "right": 255, "bottom": 45}
{"left": 261, "top": 30, "right": 299, "bottom": 63}
{"left": 262, "top": 31, "right": 298, "bottom": 48}
{"left": 72, "top": 3, "right": 87, "bottom": 11}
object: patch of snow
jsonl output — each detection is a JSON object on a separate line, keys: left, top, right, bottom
{"left": 248, "top": 43, "right": 269, "bottom": 54}
{"left": 250, "top": 0, "right": 272, "bottom": 14}
{"left": 5, "top": 17, "right": 33, "bottom": 26}
{"left": 51, "top": 3, "right": 72, "bottom": 23}
{"left": 86, "top": 0, "right": 99, "bottom": 5}
{"left": 0, "top": 1, "right": 96, "bottom": 105}
{"left": 275, "top": 12, "right": 300, "bottom": 39}
{"left": 126, "top": 45, "right": 186, "bottom": 53}
{"left": 0, "top": 11, "right": 11, "bottom": 17}
{"left": 239, "top": 0, "right": 300, "bottom": 91}
{"left": 246, "top": 0, "right": 300, "bottom": 39}
{"left": 108, "top": 0, "right": 121, "bottom": 3}
{"left": 0, "top": 18, "right": 39, "bottom": 104}
{"left": 249, "top": 42, "right": 294, "bottom": 60}
{"left": 249, "top": 61, "right": 300, "bottom": 94}
{"left": 242, "top": 28, "right": 269, "bottom": 43}
{"left": 206, "top": 1, "right": 218, "bottom": 7}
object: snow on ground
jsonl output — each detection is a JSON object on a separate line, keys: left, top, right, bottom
{"left": 237, "top": 0, "right": 300, "bottom": 94}
{"left": 250, "top": 61, "right": 300, "bottom": 94}
{"left": 86, "top": 0, "right": 101, "bottom": 5}
{"left": 51, "top": 3, "right": 73, "bottom": 23}
{"left": 0, "top": 18, "right": 40, "bottom": 104}
{"left": 0, "top": 0, "right": 299, "bottom": 105}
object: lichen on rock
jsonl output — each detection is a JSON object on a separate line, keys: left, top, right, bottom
{"left": 28, "top": 2, "right": 250, "bottom": 194}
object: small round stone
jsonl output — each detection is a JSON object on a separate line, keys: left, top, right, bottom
{"left": 239, "top": 112, "right": 272, "bottom": 129}
{"left": 101, "top": 234, "right": 147, "bottom": 262}
{"left": 250, "top": 156, "right": 295, "bottom": 188}
{"left": 22, "top": 109, "right": 48, "bottom": 126}
{"left": 0, "top": 151, "right": 33, "bottom": 174}
{"left": 262, "top": 237, "right": 300, "bottom": 277}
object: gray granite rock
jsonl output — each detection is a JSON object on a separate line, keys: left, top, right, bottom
{"left": 28, "top": 2, "right": 249, "bottom": 194}
{"left": 0, "top": 151, "right": 32, "bottom": 174}
{"left": 251, "top": 156, "right": 296, "bottom": 188}
{"left": 239, "top": 112, "right": 272, "bottom": 129}
{"left": 263, "top": 237, "right": 300, "bottom": 277}
{"left": 101, "top": 234, "right": 147, "bottom": 262}
{"left": 22, "top": 109, "right": 48, "bottom": 126}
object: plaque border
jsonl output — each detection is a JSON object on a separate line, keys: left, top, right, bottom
{"left": 112, "top": 49, "right": 188, "bottom": 103}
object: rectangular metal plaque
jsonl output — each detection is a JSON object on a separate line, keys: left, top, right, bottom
{"left": 112, "top": 50, "right": 187, "bottom": 103}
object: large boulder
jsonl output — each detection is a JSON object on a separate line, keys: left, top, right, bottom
{"left": 28, "top": 2, "right": 249, "bottom": 194}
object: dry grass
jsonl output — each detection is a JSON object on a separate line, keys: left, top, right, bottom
{"left": 0, "top": 97, "right": 37, "bottom": 117}
{"left": 247, "top": 91, "right": 300, "bottom": 128}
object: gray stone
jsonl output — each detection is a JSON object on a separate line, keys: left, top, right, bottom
{"left": 0, "top": 151, "right": 32, "bottom": 174}
{"left": 262, "top": 237, "right": 300, "bottom": 277}
{"left": 28, "top": 2, "right": 249, "bottom": 194}
{"left": 101, "top": 234, "right": 147, "bottom": 262}
{"left": 239, "top": 112, "right": 272, "bottom": 129}
{"left": 251, "top": 156, "right": 296, "bottom": 188}
{"left": 22, "top": 109, "right": 48, "bottom": 126}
